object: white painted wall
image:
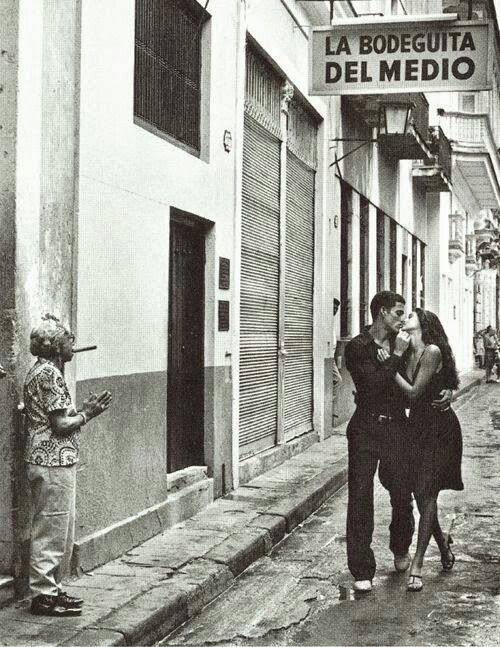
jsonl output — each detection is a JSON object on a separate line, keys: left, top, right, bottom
{"left": 76, "top": 0, "right": 239, "bottom": 382}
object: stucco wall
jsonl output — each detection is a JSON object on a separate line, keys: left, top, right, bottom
{"left": 76, "top": 0, "right": 239, "bottom": 382}
{"left": 0, "top": 0, "right": 19, "bottom": 575}
{"left": 74, "top": 0, "right": 240, "bottom": 530}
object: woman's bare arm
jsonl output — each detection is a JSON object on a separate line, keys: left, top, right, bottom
{"left": 394, "top": 345, "right": 442, "bottom": 401}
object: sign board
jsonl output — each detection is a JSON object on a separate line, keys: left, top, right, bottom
{"left": 309, "top": 17, "right": 492, "bottom": 95}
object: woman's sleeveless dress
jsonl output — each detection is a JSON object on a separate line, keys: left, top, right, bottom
{"left": 403, "top": 358, "right": 464, "bottom": 498}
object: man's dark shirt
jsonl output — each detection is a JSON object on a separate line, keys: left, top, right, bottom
{"left": 345, "top": 327, "right": 405, "bottom": 415}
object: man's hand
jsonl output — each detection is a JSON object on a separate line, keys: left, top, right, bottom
{"left": 394, "top": 330, "right": 411, "bottom": 356}
{"left": 82, "top": 390, "right": 112, "bottom": 420}
{"left": 431, "top": 389, "right": 452, "bottom": 411}
{"left": 377, "top": 348, "right": 390, "bottom": 363}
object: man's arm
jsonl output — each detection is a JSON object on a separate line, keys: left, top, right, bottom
{"left": 345, "top": 342, "right": 403, "bottom": 400}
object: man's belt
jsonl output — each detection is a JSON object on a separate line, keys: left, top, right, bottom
{"left": 356, "top": 409, "right": 402, "bottom": 423}
{"left": 368, "top": 413, "right": 394, "bottom": 423}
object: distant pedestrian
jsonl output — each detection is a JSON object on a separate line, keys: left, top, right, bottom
{"left": 380, "top": 308, "right": 463, "bottom": 592}
{"left": 24, "top": 314, "right": 112, "bottom": 617}
{"left": 473, "top": 333, "right": 484, "bottom": 369}
{"left": 479, "top": 325, "right": 499, "bottom": 383}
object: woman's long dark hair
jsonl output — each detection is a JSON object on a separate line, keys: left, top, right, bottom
{"left": 415, "top": 308, "right": 459, "bottom": 390}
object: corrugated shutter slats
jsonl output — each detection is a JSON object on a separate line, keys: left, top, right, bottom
{"left": 284, "top": 151, "right": 314, "bottom": 438}
{"left": 239, "top": 115, "right": 280, "bottom": 452}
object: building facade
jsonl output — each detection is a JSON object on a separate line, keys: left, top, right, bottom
{"left": 1, "top": 0, "right": 499, "bottom": 592}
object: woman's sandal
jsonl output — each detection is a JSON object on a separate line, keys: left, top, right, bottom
{"left": 407, "top": 574, "right": 423, "bottom": 592}
{"left": 441, "top": 535, "right": 455, "bottom": 571}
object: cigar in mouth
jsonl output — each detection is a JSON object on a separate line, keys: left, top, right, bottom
{"left": 73, "top": 345, "right": 97, "bottom": 354}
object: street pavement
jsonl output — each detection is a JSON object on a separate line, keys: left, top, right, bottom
{"left": 162, "top": 381, "right": 500, "bottom": 647}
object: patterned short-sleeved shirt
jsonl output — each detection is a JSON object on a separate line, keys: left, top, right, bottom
{"left": 23, "top": 358, "right": 80, "bottom": 466}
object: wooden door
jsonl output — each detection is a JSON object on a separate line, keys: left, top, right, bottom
{"left": 167, "top": 220, "right": 205, "bottom": 473}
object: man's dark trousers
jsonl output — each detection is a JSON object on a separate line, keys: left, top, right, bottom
{"left": 346, "top": 410, "right": 414, "bottom": 581}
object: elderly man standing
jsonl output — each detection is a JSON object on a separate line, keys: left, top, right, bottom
{"left": 24, "top": 314, "right": 112, "bottom": 616}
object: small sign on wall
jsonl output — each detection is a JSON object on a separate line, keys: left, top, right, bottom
{"left": 218, "top": 300, "right": 230, "bottom": 331}
{"left": 219, "top": 257, "right": 230, "bottom": 290}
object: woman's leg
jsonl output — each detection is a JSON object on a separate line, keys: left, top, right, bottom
{"left": 432, "top": 507, "right": 448, "bottom": 554}
{"left": 410, "top": 494, "right": 439, "bottom": 576}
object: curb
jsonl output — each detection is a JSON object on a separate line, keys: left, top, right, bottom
{"left": 453, "top": 376, "right": 481, "bottom": 401}
{"left": 68, "top": 457, "right": 348, "bottom": 646}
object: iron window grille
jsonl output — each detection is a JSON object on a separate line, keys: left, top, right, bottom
{"left": 134, "top": 0, "right": 207, "bottom": 153}
{"left": 340, "top": 181, "right": 352, "bottom": 338}
{"left": 359, "top": 197, "right": 369, "bottom": 329}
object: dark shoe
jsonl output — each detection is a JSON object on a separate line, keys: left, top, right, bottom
{"left": 394, "top": 552, "right": 411, "bottom": 572}
{"left": 407, "top": 574, "right": 423, "bottom": 592}
{"left": 30, "top": 594, "right": 82, "bottom": 617}
{"left": 58, "top": 591, "right": 84, "bottom": 607}
{"left": 441, "top": 535, "right": 455, "bottom": 571}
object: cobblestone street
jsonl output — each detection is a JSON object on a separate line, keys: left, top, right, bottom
{"left": 162, "top": 383, "right": 500, "bottom": 647}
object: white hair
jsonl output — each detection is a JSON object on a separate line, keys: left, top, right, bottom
{"left": 30, "top": 314, "right": 69, "bottom": 358}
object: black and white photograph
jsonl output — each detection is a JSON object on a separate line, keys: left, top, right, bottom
{"left": 0, "top": 0, "right": 499, "bottom": 645}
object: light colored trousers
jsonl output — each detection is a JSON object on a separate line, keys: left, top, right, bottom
{"left": 27, "top": 463, "right": 76, "bottom": 597}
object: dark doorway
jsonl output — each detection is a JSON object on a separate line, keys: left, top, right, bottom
{"left": 167, "top": 217, "right": 205, "bottom": 473}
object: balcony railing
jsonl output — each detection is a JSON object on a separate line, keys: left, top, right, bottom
{"left": 412, "top": 126, "right": 452, "bottom": 192}
{"left": 438, "top": 110, "right": 500, "bottom": 209}
{"left": 427, "top": 126, "right": 453, "bottom": 182}
{"left": 449, "top": 214, "right": 465, "bottom": 262}
{"left": 465, "top": 233, "right": 478, "bottom": 274}
{"left": 439, "top": 111, "right": 488, "bottom": 146}
{"left": 409, "top": 93, "right": 430, "bottom": 143}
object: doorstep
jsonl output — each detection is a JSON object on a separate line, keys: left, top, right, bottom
{"left": 72, "top": 467, "right": 214, "bottom": 575}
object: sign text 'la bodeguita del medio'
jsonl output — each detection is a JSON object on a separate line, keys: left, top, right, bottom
{"left": 309, "top": 19, "right": 491, "bottom": 95}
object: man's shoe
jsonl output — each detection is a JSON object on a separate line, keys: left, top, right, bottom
{"left": 353, "top": 580, "right": 372, "bottom": 593}
{"left": 30, "top": 594, "right": 82, "bottom": 617}
{"left": 394, "top": 553, "right": 411, "bottom": 572}
{"left": 58, "top": 591, "right": 84, "bottom": 608}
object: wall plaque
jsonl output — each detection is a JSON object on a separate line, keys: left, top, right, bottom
{"left": 218, "top": 300, "right": 230, "bottom": 331}
{"left": 219, "top": 257, "right": 230, "bottom": 290}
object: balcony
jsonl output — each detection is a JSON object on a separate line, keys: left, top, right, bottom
{"left": 476, "top": 240, "right": 500, "bottom": 268}
{"left": 465, "top": 233, "right": 478, "bottom": 275}
{"left": 342, "top": 92, "right": 431, "bottom": 160}
{"left": 449, "top": 214, "right": 465, "bottom": 263}
{"left": 413, "top": 126, "right": 452, "bottom": 193}
{"left": 438, "top": 110, "right": 500, "bottom": 211}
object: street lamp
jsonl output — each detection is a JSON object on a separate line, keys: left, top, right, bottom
{"left": 329, "top": 100, "right": 416, "bottom": 166}
{"left": 377, "top": 101, "right": 414, "bottom": 136}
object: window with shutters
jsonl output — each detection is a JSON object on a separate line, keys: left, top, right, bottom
{"left": 461, "top": 94, "right": 476, "bottom": 113}
{"left": 412, "top": 235, "right": 418, "bottom": 309}
{"left": 359, "top": 197, "right": 369, "bottom": 328}
{"left": 340, "top": 182, "right": 352, "bottom": 338}
{"left": 402, "top": 253, "right": 408, "bottom": 299}
{"left": 376, "top": 210, "right": 385, "bottom": 293}
{"left": 420, "top": 241, "right": 426, "bottom": 307}
{"left": 134, "top": 0, "right": 208, "bottom": 154}
{"left": 389, "top": 219, "right": 397, "bottom": 291}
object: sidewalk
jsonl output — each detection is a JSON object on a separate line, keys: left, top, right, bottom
{"left": 0, "top": 370, "right": 481, "bottom": 646}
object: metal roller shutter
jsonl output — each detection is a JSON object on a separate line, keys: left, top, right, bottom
{"left": 239, "top": 114, "right": 280, "bottom": 454}
{"left": 284, "top": 151, "right": 314, "bottom": 439}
